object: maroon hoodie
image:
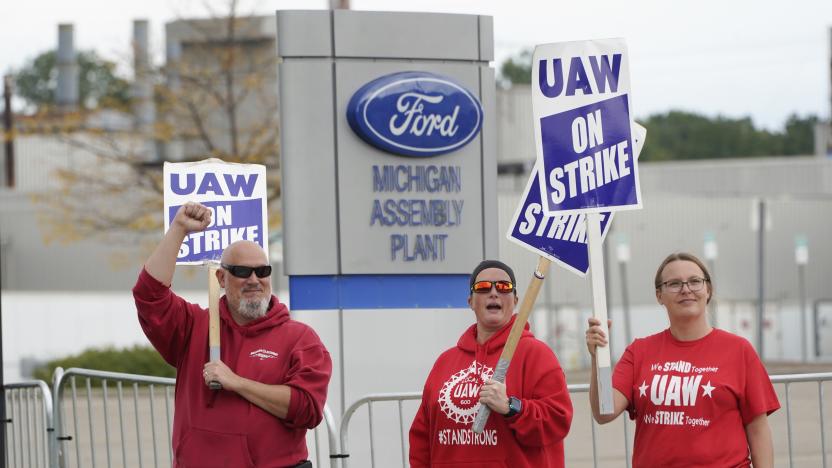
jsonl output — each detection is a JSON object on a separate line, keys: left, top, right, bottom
{"left": 409, "top": 314, "right": 573, "bottom": 468}
{"left": 134, "top": 268, "right": 331, "bottom": 468}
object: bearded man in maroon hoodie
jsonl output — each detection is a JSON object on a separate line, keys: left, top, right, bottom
{"left": 133, "top": 201, "right": 331, "bottom": 468}
{"left": 409, "top": 259, "right": 573, "bottom": 468}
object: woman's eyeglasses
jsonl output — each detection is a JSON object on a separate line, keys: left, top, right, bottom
{"left": 659, "top": 277, "right": 708, "bottom": 293}
{"left": 471, "top": 280, "right": 515, "bottom": 294}
{"left": 221, "top": 264, "right": 272, "bottom": 279}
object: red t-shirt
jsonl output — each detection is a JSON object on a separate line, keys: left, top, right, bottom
{"left": 613, "top": 328, "right": 780, "bottom": 467}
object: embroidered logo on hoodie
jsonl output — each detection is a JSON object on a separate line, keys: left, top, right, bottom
{"left": 250, "top": 349, "right": 279, "bottom": 360}
{"left": 438, "top": 360, "right": 494, "bottom": 424}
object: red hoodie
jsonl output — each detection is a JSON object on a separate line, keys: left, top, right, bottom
{"left": 409, "top": 315, "right": 573, "bottom": 468}
{"left": 133, "top": 268, "right": 332, "bottom": 468}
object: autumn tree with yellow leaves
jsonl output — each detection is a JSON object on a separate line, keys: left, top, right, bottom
{"left": 18, "top": 1, "right": 280, "bottom": 247}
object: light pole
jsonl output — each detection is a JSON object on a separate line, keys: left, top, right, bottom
{"left": 703, "top": 232, "right": 718, "bottom": 327}
{"left": 795, "top": 235, "right": 809, "bottom": 362}
{"left": 753, "top": 198, "right": 767, "bottom": 357}
{"left": 617, "top": 233, "right": 632, "bottom": 345}
{"left": 3, "top": 74, "right": 14, "bottom": 188}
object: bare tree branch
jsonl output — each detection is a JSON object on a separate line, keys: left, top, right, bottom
{"left": 32, "top": 2, "right": 280, "bottom": 247}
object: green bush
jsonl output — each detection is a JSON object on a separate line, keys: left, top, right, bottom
{"left": 32, "top": 345, "right": 175, "bottom": 382}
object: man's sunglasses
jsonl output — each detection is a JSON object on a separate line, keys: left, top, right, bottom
{"left": 471, "top": 280, "right": 515, "bottom": 294}
{"left": 221, "top": 264, "right": 272, "bottom": 279}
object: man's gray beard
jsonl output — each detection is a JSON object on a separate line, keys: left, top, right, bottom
{"left": 238, "top": 297, "right": 269, "bottom": 321}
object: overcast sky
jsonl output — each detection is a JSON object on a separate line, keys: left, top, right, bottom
{"left": 3, "top": 0, "right": 831, "bottom": 130}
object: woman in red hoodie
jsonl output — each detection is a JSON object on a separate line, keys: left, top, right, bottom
{"left": 409, "top": 260, "right": 573, "bottom": 468}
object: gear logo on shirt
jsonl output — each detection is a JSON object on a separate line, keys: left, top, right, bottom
{"left": 249, "top": 349, "right": 279, "bottom": 360}
{"left": 438, "top": 361, "right": 494, "bottom": 424}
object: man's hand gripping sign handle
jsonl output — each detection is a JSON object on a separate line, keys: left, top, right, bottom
{"left": 472, "top": 256, "right": 551, "bottom": 433}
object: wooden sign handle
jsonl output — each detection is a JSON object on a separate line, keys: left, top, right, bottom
{"left": 208, "top": 265, "right": 222, "bottom": 390}
{"left": 472, "top": 256, "right": 551, "bottom": 433}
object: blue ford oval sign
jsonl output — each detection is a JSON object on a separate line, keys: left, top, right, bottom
{"left": 347, "top": 71, "right": 483, "bottom": 157}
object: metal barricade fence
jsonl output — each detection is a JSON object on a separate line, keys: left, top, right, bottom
{"left": 4, "top": 380, "right": 54, "bottom": 468}
{"left": 52, "top": 367, "right": 177, "bottom": 468}
{"left": 6, "top": 370, "right": 831, "bottom": 467}
{"left": 317, "top": 404, "right": 340, "bottom": 468}
{"left": 339, "top": 392, "right": 422, "bottom": 468}
{"left": 335, "top": 387, "right": 628, "bottom": 468}
{"left": 771, "top": 372, "right": 832, "bottom": 468}
{"left": 4, "top": 367, "right": 339, "bottom": 468}
{"left": 337, "top": 373, "right": 832, "bottom": 468}
{"left": 50, "top": 367, "right": 339, "bottom": 468}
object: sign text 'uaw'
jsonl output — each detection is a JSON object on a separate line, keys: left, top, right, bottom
{"left": 532, "top": 39, "right": 642, "bottom": 215}
{"left": 163, "top": 159, "right": 269, "bottom": 265}
{"left": 347, "top": 71, "right": 483, "bottom": 158}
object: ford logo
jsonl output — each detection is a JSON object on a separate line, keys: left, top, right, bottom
{"left": 347, "top": 71, "right": 483, "bottom": 157}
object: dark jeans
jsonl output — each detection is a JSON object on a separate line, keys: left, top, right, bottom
{"left": 291, "top": 461, "right": 312, "bottom": 468}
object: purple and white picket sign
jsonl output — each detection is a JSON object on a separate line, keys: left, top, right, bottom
{"left": 508, "top": 123, "right": 646, "bottom": 277}
{"left": 532, "top": 38, "right": 642, "bottom": 216}
{"left": 163, "top": 159, "right": 269, "bottom": 265}
{"left": 530, "top": 38, "right": 644, "bottom": 416}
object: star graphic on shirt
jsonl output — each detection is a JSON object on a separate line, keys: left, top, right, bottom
{"left": 638, "top": 381, "right": 648, "bottom": 397}
{"left": 701, "top": 380, "right": 715, "bottom": 398}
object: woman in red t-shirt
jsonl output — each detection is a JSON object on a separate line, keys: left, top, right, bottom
{"left": 586, "top": 252, "right": 779, "bottom": 467}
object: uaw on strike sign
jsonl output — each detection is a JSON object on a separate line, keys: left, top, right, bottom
{"left": 163, "top": 159, "right": 269, "bottom": 264}
{"left": 532, "top": 38, "right": 641, "bottom": 216}
{"left": 508, "top": 38, "right": 644, "bottom": 276}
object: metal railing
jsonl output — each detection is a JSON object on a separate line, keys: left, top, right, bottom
{"left": 5, "top": 367, "right": 339, "bottom": 468}
{"left": 6, "top": 370, "right": 831, "bottom": 467}
{"left": 771, "top": 372, "right": 832, "bottom": 468}
{"left": 334, "top": 387, "right": 630, "bottom": 468}
{"left": 337, "top": 373, "right": 832, "bottom": 468}
{"left": 318, "top": 404, "right": 341, "bottom": 468}
{"left": 569, "top": 383, "right": 634, "bottom": 468}
{"left": 52, "top": 367, "right": 176, "bottom": 468}
{"left": 51, "top": 367, "right": 339, "bottom": 468}
{"left": 338, "top": 392, "right": 422, "bottom": 468}
{"left": 4, "top": 380, "right": 54, "bottom": 468}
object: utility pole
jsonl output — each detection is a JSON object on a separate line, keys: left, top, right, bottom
{"left": 755, "top": 199, "right": 766, "bottom": 357}
{"left": 704, "top": 232, "right": 718, "bottom": 327}
{"left": 0, "top": 232, "right": 6, "bottom": 468}
{"left": 823, "top": 27, "right": 832, "bottom": 157}
{"left": 617, "top": 233, "right": 632, "bottom": 344}
{"left": 795, "top": 236, "right": 809, "bottom": 362}
{"left": 3, "top": 74, "right": 13, "bottom": 188}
